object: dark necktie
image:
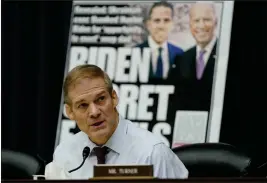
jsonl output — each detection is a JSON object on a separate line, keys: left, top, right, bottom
{"left": 93, "top": 146, "right": 108, "bottom": 164}
{"left": 156, "top": 47, "right": 163, "bottom": 78}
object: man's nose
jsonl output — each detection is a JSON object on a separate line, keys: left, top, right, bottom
{"left": 157, "top": 20, "right": 166, "bottom": 29}
{"left": 88, "top": 103, "right": 101, "bottom": 118}
{"left": 197, "top": 19, "right": 205, "bottom": 28}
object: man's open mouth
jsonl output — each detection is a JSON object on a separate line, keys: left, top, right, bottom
{"left": 92, "top": 121, "right": 104, "bottom": 126}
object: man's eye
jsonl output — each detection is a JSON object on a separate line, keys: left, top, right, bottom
{"left": 164, "top": 18, "right": 170, "bottom": 23}
{"left": 78, "top": 103, "right": 88, "bottom": 108}
{"left": 97, "top": 96, "right": 105, "bottom": 102}
{"left": 193, "top": 18, "right": 200, "bottom": 22}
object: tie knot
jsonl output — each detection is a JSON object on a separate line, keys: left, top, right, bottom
{"left": 93, "top": 146, "right": 108, "bottom": 164}
{"left": 199, "top": 49, "right": 206, "bottom": 56}
{"left": 94, "top": 146, "right": 108, "bottom": 156}
{"left": 158, "top": 47, "right": 163, "bottom": 53}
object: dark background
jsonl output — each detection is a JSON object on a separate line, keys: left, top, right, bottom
{"left": 2, "top": 1, "right": 267, "bottom": 167}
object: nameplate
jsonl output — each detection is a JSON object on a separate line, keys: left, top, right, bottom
{"left": 93, "top": 165, "right": 153, "bottom": 178}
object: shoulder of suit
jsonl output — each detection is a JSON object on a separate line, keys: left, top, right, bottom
{"left": 135, "top": 40, "right": 148, "bottom": 48}
{"left": 167, "top": 42, "right": 183, "bottom": 52}
{"left": 185, "top": 45, "right": 196, "bottom": 53}
{"left": 125, "top": 119, "right": 164, "bottom": 147}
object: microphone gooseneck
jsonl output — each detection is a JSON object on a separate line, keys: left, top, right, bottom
{"left": 69, "top": 146, "right": 90, "bottom": 173}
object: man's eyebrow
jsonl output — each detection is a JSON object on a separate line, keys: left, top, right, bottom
{"left": 74, "top": 99, "right": 86, "bottom": 105}
{"left": 96, "top": 91, "right": 106, "bottom": 97}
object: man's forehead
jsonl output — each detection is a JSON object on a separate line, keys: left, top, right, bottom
{"left": 190, "top": 3, "right": 215, "bottom": 16}
{"left": 72, "top": 87, "right": 108, "bottom": 104}
{"left": 70, "top": 77, "right": 105, "bottom": 92}
{"left": 68, "top": 77, "right": 108, "bottom": 102}
{"left": 151, "top": 6, "right": 172, "bottom": 17}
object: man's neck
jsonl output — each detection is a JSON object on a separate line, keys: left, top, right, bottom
{"left": 199, "top": 43, "right": 208, "bottom": 50}
{"left": 197, "top": 36, "right": 217, "bottom": 51}
{"left": 148, "top": 35, "right": 167, "bottom": 48}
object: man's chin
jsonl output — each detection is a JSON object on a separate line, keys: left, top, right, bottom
{"left": 91, "top": 129, "right": 109, "bottom": 140}
{"left": 196, "top": 36, "right": 210, "bottom": 42}
{"left": 155, "top": 39, "right": 166, "bottom": 45}
{"left": 196, "top": 39, "right": 209, "bottom": 45}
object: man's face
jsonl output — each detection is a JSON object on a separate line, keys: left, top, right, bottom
{"left": 147, "top": 6, "right": 173, "bottom": 45}
{"left": 190, "top": 3, "right": 217, "bottom": 47}
{"left": 66, "top": 77, "right": 118, "bottom": 145}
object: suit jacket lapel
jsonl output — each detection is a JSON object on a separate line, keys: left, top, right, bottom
{"left": 142, "top": 40, "right": 149, "bottom": 48}
{"left": 168, "top": 43, "right": 175, "bottom": 66}
{"left": 202, "top": 41, "right": 217, "bottom": 79}
{"left": 143, "top": 40, "right": 155, "bottom": 78}
{"left": 209, "top": 41, "right": 217, "bottom": 63}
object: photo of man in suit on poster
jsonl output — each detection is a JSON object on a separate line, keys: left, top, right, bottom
{"left": 170, "top": 2, "right": 218, "bottom": 111}
{"left": 136, "top": 1, "right": 184, "bottom": 82}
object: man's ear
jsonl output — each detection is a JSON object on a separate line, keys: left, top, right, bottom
{"left": 65, "top": 104, "right": 75, "bottom": 120}
{"left": 111, "top": 90, "right": 119, "bottom": 108}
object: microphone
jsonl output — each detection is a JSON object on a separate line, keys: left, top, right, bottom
{"left": 69, "top": 146, "right": 90, "bottom": 173}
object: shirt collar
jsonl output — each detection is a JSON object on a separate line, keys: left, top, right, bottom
{"left": 148, "top": 35, "right": 168, "bottom": 51}
{"left": 197, "top": 36, "right": 217, "bottom": 54}
{"left": 81, "top": 133, "right": 98, "bottom": 157}
{"left": 104, "top": 115, "right": 127, "bottom": 154}
{"left": 80, "top": 114, "right": 127, "bottom": 155}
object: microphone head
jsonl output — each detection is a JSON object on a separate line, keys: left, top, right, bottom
{"left": 82, "top": 146, "right": 90, "bottom": 159}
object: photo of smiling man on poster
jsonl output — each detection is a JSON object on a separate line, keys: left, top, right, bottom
{"left": 137, "top": 1, "right": 184, "bottom": 82}
{"left": 171, "top": 2, "right": 218, "bottom": 111}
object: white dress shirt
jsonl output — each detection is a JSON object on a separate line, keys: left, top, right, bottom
{"left": 46, "top": 115, "right": 188, "bottom": 179}
{"left": 148, "top": 36, "right": 169, "bottom": 79}
{"left": 196, "top": 36, "right": 217, "bottom": 67}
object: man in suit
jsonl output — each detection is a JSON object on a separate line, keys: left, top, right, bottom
{"left": 137, "top": 1, "right": 183, "bottom": 82}
{"left": 171, "top": 2, "right": 218, "bottom": 111}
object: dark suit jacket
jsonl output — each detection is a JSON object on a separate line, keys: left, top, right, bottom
{"left": 136, "top": 40, "right": 183, "bottom": 83}
{"left": 170, "top": 41, "right": 217, "bottom": 111}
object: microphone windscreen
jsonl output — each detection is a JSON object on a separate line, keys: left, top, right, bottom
{"left": 83, "top": 146, "right": 90, "bottom": 158}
